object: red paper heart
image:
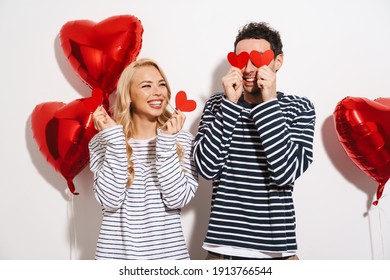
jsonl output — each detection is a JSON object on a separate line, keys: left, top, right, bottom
{"left": 227, "top": 51, "right": 250, "bottom": 69}
{"left": 334, "top": 97, "right": 390, "bottom": 205}
{"left": 175, "top": 91, "right": 196, "bottom": 112}
{"left": 31, "top": 89, "right": 103, "bottom": 194}
{"left": 249, "top": 50, "right": 274, "bottom": 68}
{"left": 59, "top": 15, "right": 143, "bottom": 97}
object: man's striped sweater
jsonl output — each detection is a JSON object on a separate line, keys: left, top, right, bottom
{"left": 193, "top": 92, "right": 315, "bottom": 256}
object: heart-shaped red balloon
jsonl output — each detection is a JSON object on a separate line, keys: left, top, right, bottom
{"left": 175, "top": 91, "right": 197, "bottom": 112}
{"left": 59, "top": 15, "right": 143, "bottom": 99}
{"left": 31, "top": 89, "right": 103, "bottom": 194}
{"left": 227, "top": 51, "right": 250, "bottom": 69}
{"left": 249, "top": 50, "right": 274, "bottom": 68}
{"left": 334, "top": 96, "right": 390, "bottom": 205}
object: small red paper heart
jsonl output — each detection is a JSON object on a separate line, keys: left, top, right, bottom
{"left": 227, "top": 51, "right": 250, "bottom": 69}
{"left": 31, "top": 89, "right": 103, "bottom": 194}
{"left": 249, "top": 50, "right": 274, "bottom": 68}
{"left": 175, "top": 91, "right": 196, "bottom": 112}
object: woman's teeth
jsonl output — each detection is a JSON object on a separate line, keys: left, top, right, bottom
{"left": 148, "top": 101, "right": 162, "bottom": 106}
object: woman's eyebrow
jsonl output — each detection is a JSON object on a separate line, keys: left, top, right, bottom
{"left": 138, "top": 79, "right": 166, "bottom": 86}
{"left": 138, "top": 80, "right": 152, "bottom": 86}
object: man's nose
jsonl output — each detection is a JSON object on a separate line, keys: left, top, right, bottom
{"left": 244, "top": 59, "right": 257, "bottom": 72}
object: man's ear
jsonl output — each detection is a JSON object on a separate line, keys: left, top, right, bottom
{"left": 275, "top": 53, "right": 284, "bottom": 72}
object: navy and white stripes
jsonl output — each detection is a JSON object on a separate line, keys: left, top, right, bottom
{"left": 193, "top": 92, "right": 315, "bottom": 254}
{"left": 89, "top": 125, "right": 198, "bottom": 259}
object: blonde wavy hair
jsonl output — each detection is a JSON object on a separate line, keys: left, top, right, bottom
{"left": 113, "top": 58, "right": 183, "bottom": 187}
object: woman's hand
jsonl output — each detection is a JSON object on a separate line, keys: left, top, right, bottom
{"left": 161, "top": 109, "right": 186, "bottom": 135}
{"left": 92, "top": 105, "right": 117, "bottom": 131}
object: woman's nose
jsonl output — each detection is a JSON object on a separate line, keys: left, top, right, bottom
{"left": 152, "top": 86, "right": 162, "bottom": 96}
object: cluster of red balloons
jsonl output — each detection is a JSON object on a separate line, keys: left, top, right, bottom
{"left": 31, "top": 15, "right": 143, "bottom": 194}
{"left": 334, "top": 97, "right": 390, "bottom": 205}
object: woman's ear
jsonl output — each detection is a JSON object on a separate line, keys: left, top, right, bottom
{"left": 275, "top": 53, "right": 284, "bottom": 72}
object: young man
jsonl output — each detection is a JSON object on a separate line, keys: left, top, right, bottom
{"left": 193, "top": 22, "right": 316, "bottom": 260}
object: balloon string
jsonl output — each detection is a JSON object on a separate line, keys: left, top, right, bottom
{"left": 66, "top": 188, "right": 78, "bottom": 260}
{"left": 378, "top": 207, "right": 385, "bottom": 259}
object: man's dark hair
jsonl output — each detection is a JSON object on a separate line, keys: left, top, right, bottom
{"left": 234, "top": 22, "right": 283, "bottom": 57}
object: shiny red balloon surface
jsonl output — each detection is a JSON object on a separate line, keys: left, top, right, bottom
{"left": 59, "top": 15, "right": 143, "bottom": 99}
{"left": 334, "top": 97, "right": 390, "bottom": 205}
{"left": 31, "top": 89, "right": 103, "bottom": 194}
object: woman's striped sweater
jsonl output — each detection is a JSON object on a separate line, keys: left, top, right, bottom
{"left": 88, "top": 125, "right": 198, "bottom": 259}
{"left": 193, "top": 92, "right": 315, "bottom": 254}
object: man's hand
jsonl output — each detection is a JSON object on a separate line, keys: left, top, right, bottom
{"left": 256, "top": 65, "right": 277, "bottom": 101}
{"left": 222, "top": 67, "right": 243, "bottom": 104}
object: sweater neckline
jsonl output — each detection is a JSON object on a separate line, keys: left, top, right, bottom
{"left": 129, "top": 136, "right": 157, "bottom": 144}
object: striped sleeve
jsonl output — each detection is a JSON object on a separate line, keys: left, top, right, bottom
{"left": 155, "top": 130, "right": 199, "bottom": 209}
{"left": 88, "top": 125, "right": 128, "bottom": 210}
{"left": 251, "top": 96, "right": 316, "bottom": 186}
{"left": 193, "top": 93, "right": 243, "bottom": 179}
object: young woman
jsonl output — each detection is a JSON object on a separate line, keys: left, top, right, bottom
{"left": 88, "top": 58, "right": 198, "bottom": 260}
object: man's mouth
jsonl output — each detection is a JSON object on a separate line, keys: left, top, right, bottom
{"left": 244, "top": 77, "right": 255, "bottom": 82}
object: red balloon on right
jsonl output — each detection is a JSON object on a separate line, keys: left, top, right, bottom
{"left": 333, "top": 97, "right": 390, "bottom": 205}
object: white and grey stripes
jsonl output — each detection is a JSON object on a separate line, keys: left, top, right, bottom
{"left": 89, "top": 125, "right": 198, "bottom": 259}
{"left": 193, "top": 92, "right": 315, "bottom": 253}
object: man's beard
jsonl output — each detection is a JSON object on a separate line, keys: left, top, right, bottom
{"left": 244, "top": 84, "right": 262, "bottom": 95}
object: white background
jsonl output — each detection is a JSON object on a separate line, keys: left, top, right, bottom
{"left": 0, "top": 0, "right": 389, "bottom": 260}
